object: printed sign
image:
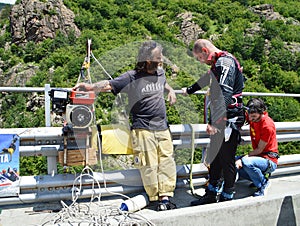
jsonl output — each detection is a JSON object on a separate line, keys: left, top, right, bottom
{"left": 0, "top": 134, "right": 20, "bottom": 197}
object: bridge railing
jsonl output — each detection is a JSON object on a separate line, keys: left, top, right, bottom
{"left": 0, "top": 86, "right": 300, "bottom": 205}
{"left": 1, "top": 85, "right": 300, "bottom": 174}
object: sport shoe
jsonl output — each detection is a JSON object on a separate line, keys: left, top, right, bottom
{"left": 253, "top": 180, "right": 270, "bottom": 197}
{"left": 157, "top": 200, "right": 177, "bottom": 211}
{"left": 219, "top": 191, "right": 234, "bottom": 202}
{"left": 190, "top": 190, "right": 218, "bottom": 206}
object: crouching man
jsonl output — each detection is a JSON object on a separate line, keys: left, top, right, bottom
{"left": 236, "top": 98, "right": 279, "bottom": 196}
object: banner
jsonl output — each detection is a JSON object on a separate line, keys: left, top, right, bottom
{"left": 0, "top": 134, "right": 20, "bottom": 197}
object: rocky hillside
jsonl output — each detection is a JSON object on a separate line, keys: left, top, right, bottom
{"left": 1, "top": 1, "right": 299, "bottom": 88}
{"left": 0, "top": 0, "right": 81, "bottom": 87}
{"left": 10, "top": 0, "right": 80, "bottom": 45}
{"left": 0, "top": 0, "right": 299, "bottom": 126}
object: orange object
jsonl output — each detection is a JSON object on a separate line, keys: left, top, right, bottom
{"left": 70, "top": 90, "right": 96, "bottom": 105}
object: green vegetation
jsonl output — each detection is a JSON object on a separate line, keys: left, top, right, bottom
{"left": 0, "top": 0, "right": 299, "bottom": 175}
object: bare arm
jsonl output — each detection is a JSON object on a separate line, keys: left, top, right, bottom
{"left": 74, "top": 80, "right": 112, "bottom": 93}
{"left": 93, "top": 80, "right": 112, "bottom": 92}
{"left": 248, "top": 139, "right": 268, "bottom": 156}
{"left": 165, "top": 83, "right": 176, "bottom": 105}
{"left": 236, "top": 139, "right": 267, "bottom": 169}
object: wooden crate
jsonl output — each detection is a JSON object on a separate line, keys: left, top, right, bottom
{"left": 57, "top": 148, "right": 98, "bottom": 166}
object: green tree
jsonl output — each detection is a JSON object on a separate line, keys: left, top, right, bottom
{"left": 1, "top": 0, "right": 300, "bottom": 174}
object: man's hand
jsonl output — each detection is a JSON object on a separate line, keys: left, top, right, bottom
{"left": 206, "top": 124, "right": 219, "bottom": 135}
{"left": 167, "top": 89, "right": 176, "bottom": 105}
{"left": 235, "top": 159, "right": 243, "bottom": 169}
{"left": 181, "top": 87, "right": 188, "bottom": 96}
{"left": 73, "top": 83, "right": 93, "bottom": 91}
{"left": 164, "top": 83, "right": 176, "bottom": 105}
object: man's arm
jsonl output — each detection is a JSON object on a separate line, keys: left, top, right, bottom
{"left": 236, "top": 139, "right": 268, "bottom": 168}
{"left": 165, "top": 83, "right": 176, "bottom": 105}
{"left": 74, "top": 80, "right": 112, "bottom": 93}
{"left": 182, "top": 71, "right": 211, "bottom": 96}
{"left": 93, "top": 80, "right": 112, "bottom": 92}
{"left": 248, "top": 139, "right": 268, "bottom": 156}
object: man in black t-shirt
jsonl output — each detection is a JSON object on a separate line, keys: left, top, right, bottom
{"left": 74, "top": 41, "right": 177, "bottom": 211}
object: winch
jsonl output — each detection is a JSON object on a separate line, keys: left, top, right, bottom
{"left": 66, "top": 90, "right": 96, "bottom": 129}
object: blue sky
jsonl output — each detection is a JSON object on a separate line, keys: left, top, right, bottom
{"left": 0, "top": 0, "right": 16, "bottom": 4}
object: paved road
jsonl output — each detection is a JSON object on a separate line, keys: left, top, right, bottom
{"left": 0, "top": 173, "right": 299, "bottom": 226}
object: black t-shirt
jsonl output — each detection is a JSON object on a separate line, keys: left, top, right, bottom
{"left": 109, "top": 69, "right": 168, "bottom": 130}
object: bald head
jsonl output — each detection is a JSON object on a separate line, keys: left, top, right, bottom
{"left": 192, "top": 39, "right": 221, "bottom": 64}
{"left": 193, "top": 39, "right": 218, "bottom": 54}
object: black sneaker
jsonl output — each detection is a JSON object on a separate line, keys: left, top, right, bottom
{"left": 219, "top": 195, "right": 232, "bottom": 202}
{"left": 219, "top": 191, "right": 234, "bottom": 202}
{"left": 190, "top": 191, "right": 218, "bottom": 206}
{"left": 157, "top": 200, "right": 177, "bottom": 211}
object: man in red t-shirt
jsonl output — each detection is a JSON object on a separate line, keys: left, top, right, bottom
{"left": 235, "top": 98, "right": 279, "bottom": 196}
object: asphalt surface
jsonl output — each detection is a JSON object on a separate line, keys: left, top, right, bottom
{"left": 0, "top": 172, "right": 299, "bottom": 226}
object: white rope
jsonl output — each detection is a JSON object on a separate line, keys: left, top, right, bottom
{"left": 40, "top": 166, "right": 155, "bottom": 225}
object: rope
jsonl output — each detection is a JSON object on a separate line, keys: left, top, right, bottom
{"left": 189, "top": 124, "right": 196, "bottom": 196}
{"left": 39, "top": 166, "right": 155, "bottom": 226}
{"left": 90, "top": 52, "right": 113, "bottom": 80}
{"left": 90, "top": 50, "right": 130, "bottom": 123}
{"left": 188, "top": 124, "right": 203, "bottom": 199}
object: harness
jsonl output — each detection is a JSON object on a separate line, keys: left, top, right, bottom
{"left": 228, "top": 93, "right": 243, "bottom": 109}
{"left": 212, "top": 51, "right": 245, "bottom": 109}
{"left": 263, "top": 154, "right": 278, "bottom": 179}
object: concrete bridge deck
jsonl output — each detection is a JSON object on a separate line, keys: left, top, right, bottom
{"left": 1, "top": 172, "right": 299, "bottom": 226}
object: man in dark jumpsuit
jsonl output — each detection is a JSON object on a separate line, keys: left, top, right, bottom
{"left": 182, "top": 39, "right": 245, "bottom": 205}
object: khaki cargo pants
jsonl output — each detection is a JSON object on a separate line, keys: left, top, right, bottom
{"left": 132, "top": 128, "right": 177, "bottom": 201}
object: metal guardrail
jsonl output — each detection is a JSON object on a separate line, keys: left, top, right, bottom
{"left": 171, "top": 122, "right": 300, "bottom": 146}
{"left": 1, "top": 86, "right": 300, "bottom": 205}
{"left": 1, "top": 85, "right": 300, "bottom": 128}
{"left": 0, "top": 154, "right": 299, "bottom": 206}
{"left": 1, "top": 121, "right": 300, "bottom": 155}
{"left": 1, "top": 85, "right": 300, "bottom": 174}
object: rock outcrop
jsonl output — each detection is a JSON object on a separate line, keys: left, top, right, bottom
{"left": 250, "top": 4, "right": 284, "bottom": 21}
{"left": 0, "top": 63, "right": 39, "bottom": 86}
{"left": 10, "top": 0, "right": 81, "bottom": 44}
{"left": 174, "top": 12, "right": 205, "bottom": 46}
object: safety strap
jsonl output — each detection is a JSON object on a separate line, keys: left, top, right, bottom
{"left": 219, "top": 51, "right": 243, "bottom": 72}
{"left": 265, "top": 151, "right": 280, "bottom": 159}
{"left": 189, "top": 124, "right": 208, "bottom": 198}
{"left": 264, "top": 160, "right": 275, "bottom": 179}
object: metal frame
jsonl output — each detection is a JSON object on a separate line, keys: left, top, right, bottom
{"left": 0, "top": 154, "right": 299, "bottom": 206}
{"left": 1, "top": 121, "right": 300, "bottom": 173}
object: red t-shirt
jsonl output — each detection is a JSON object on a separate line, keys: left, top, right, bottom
{"left": 249, "top": 112, "right": 279, "bottom": 164}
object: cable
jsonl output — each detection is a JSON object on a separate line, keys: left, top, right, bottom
{"left": 91, "top": 52, "right": 113, "bottom": 80}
